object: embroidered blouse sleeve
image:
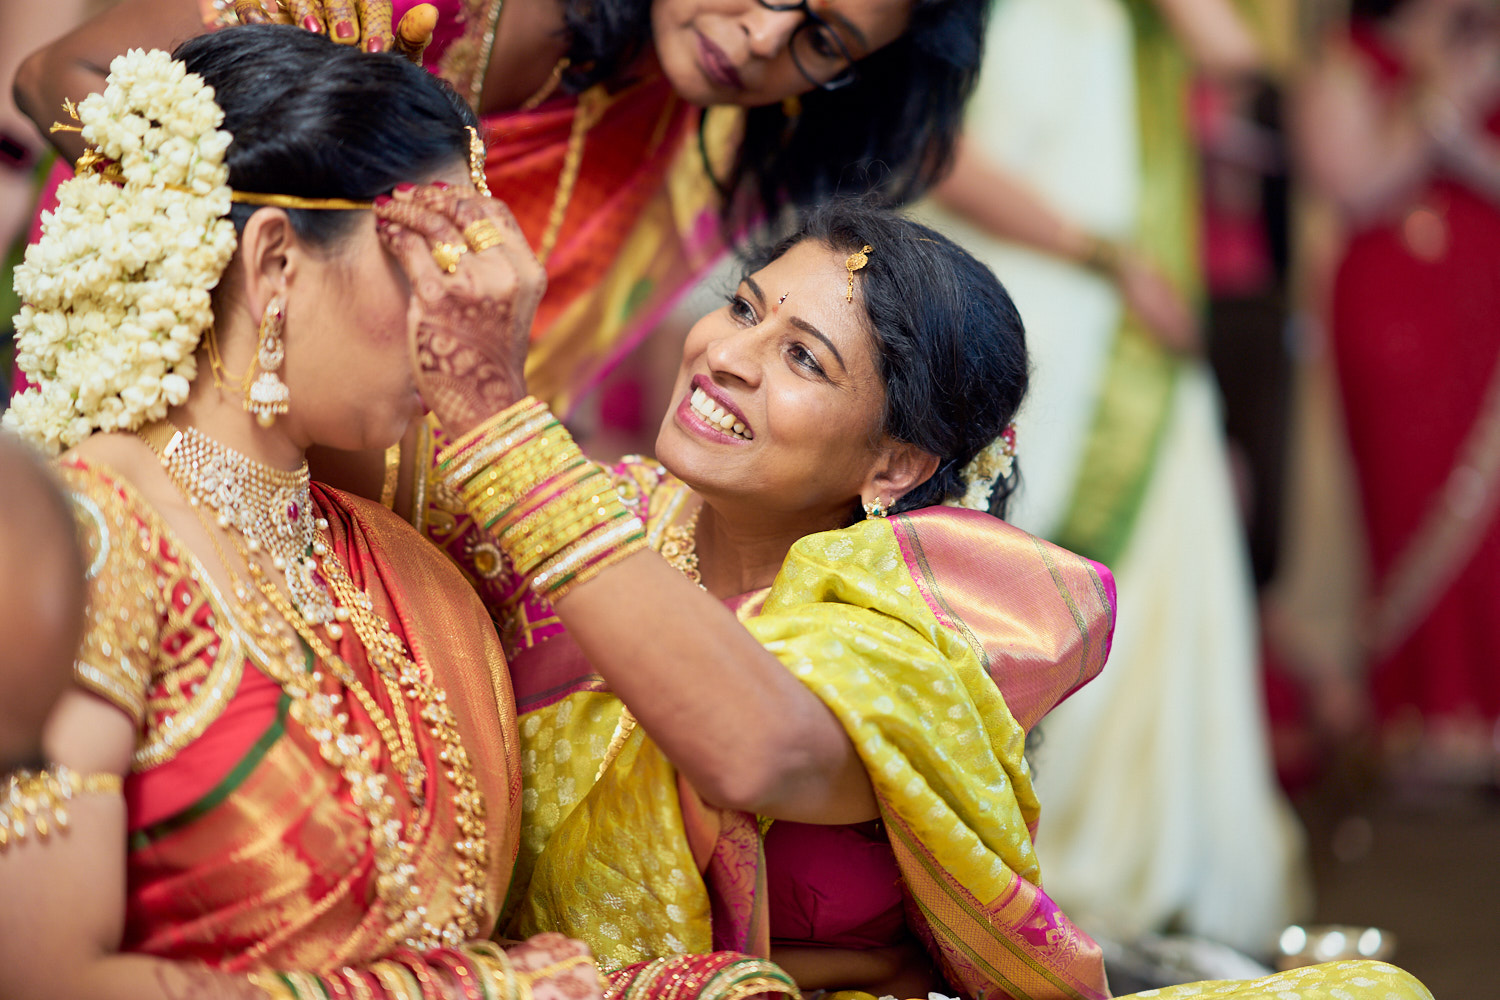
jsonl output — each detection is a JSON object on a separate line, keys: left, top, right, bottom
{"left": 59, "top": 463, "right": 165, "bottom": 727}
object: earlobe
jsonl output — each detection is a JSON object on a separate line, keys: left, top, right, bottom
{"left": 867, "top": 438, "right": 940, "bottom": 508}
{"left": 236, "top": 209, "right": 296, "bottom": 318}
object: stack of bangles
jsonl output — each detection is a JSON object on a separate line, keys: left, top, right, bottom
{"left": 436, "top": 397, "right": 646, "bottom": 602}
{"left": 250, "top": 949, "right": 600, "bottom": 1000}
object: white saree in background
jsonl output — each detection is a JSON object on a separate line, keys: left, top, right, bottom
{"left": 911, "top": 0, "right": 1306, "bottom": 955}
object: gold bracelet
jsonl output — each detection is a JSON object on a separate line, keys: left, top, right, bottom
{"left": 282, "top": 970, "right": 328, "bottom": 1000}
{"left": 0, "top": 765, "right": 123, "bottom": 849}
{"left": 463, "top": 943, "right": 521, "bottom": 1000}
{"left": 438, "top": 400, "right": 646, "bottom": 595}
{"left": 370, "top": 961, "right": 424, "bottom": 1000}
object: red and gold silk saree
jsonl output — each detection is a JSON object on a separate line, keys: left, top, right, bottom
{"left": 61, "top": 458, "right": 522, "bottom": 968}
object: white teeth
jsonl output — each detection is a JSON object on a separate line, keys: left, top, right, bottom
{"left": 689, "top": 387, "right": 752, "bottom": 439}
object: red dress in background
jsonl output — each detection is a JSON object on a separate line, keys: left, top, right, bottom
{"left": 1331, "top": 22, "right": 1500, "bottom": 763}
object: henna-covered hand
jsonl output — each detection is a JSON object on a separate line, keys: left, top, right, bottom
{"left": 504, "top": 933, "right": 603, "bottom": 1000}
{"left": 240, "top": 0, "right": 437, "bottom": 58}
{"left": 376, "top": 184, "right": 545, "bottom": 438}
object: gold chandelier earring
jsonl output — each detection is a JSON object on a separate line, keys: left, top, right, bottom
{"left": 245, "top": 297, "right": 289, "bottom": 428}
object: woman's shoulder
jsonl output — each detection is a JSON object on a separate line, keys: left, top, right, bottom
{"left": 56, "top": 437, "right": 185, "bottom": 729}
{"left": 58, "top": 433, "right": 176, "bottom": 538}
{"left": 777, "top": 507, "right": 1117, "bottom": 730}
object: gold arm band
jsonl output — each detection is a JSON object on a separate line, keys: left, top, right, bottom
{"left": 1, "top": 766, "right": 123, "bottom": 850}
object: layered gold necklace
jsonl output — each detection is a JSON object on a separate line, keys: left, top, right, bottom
{"left": 143, "top": 423, "right": 489, "bottom": 949}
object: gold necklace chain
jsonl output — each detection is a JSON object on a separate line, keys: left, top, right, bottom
{"left": 595, "top": 504, "right": 702, "bottom": 780}
{"left": 143, "top": 424, "right": 490, "bottom": 948}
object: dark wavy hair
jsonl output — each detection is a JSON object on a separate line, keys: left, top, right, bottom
{"left": 747, "top": 200, "right": 1028, "bottom": 518}
{"left": 174, "top": 25, "right": 477, "bottom": 247}
{"left": 560, "top": 0, "right": 988, "bottom": 220}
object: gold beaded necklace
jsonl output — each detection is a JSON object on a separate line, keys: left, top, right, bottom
{"left": 142, "top": 423, "right": 490, "bottom": 949}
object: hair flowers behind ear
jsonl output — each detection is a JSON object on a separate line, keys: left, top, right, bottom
{"left": 946, "top": 424, "right": 1017, "bottom": 512}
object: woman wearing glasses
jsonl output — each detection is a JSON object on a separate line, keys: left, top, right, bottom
{"left": 17, "top": 0, "right": 982, "bottom": 418}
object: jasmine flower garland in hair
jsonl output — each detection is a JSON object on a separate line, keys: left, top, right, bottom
{"left": 4, "top": 49, "right": 237, "bottom": 454}
{"left": 945, "top": 424, "right": 1017, "bottom": 512}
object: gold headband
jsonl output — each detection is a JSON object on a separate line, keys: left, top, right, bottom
{"left": 845, "top": 244, "right": 872, "bottom": 302}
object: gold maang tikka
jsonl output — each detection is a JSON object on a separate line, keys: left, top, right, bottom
{"left": 845, "top": 244, "right": 873, "bottom": 302}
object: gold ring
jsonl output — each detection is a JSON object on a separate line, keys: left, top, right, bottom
{"left": 463, "top": 218, "right": 505, "bottom": 252}
{"left": 432, "top": 241, "right": 468, "bottom": 274}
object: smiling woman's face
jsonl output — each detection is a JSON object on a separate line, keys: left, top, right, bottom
{"left": 650, "top": 0, "right": 912, "bottom": 107}
{"left": 656, "top": 239, "right": 893, "bottom": 524}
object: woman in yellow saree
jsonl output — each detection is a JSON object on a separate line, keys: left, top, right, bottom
{"left": 376, "top": 192, "right": 1432, "bottom": 1000}
{"left": 0, "top": 27, "right": 793, "bottom": 1000}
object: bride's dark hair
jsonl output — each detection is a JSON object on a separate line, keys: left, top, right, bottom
{"left": 174, "top": 25, "right": 477, "bottom": 248}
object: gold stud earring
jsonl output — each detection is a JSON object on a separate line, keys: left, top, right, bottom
{"left": 863, "top": 498, "right": 888, "bottom": 519}
{"left": 245, "top": 297, "right": 289, "bottom": 428}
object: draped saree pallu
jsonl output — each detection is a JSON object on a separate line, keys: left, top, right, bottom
{"left": 422, "top": 455, "right": 1123, "bottom": 999}
{"left": 59, "top": 458, "right": 521, "bottom": 970}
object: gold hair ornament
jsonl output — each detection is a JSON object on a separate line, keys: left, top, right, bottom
{"left": 845, "top": 244, "right": 872, "bottom": 302}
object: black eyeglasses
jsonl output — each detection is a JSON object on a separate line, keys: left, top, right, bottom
{"left": 757, "top": 0, "right": 860, "bottom": 91}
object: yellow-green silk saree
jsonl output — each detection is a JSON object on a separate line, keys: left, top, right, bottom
{"left": 419, "top": 458, "right": 1430, "bottom": 1000}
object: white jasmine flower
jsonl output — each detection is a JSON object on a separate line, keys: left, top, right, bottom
{"left": 9, "top": 48, "right": 235, "bottom": 453}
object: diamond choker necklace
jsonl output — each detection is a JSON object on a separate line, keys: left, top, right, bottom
{"left": 156, "top": 425, "right": 335, "bottom": 624}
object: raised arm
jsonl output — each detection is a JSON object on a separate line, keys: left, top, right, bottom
{"left": 16, "top": 0, "right": 210, "bottom": 162}
{"left": 1292, "top": 5, "right": 1500, "bottom": 222}
{"left": 376, "top": 185, "right": 881, "bottom": 827}
{"left": 15, "top": 0, "right": 431, "bottom": 162}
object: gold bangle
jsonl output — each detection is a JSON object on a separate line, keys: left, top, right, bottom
{"left": 281, "top": 971, "right": 327, "bottom": 1000}
{"left": 1080, "top": 234, "right": 1124, "bottom": 279}
{"left": 439, "top": 399, "right": 645, "bottom": 589}
{"left": 370, "top": 961, "right": 424, "bottom": 1000}
{"left": 465, "top": 943, "right": 520, "bottom": 1000}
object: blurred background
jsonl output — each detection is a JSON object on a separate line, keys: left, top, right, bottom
{"left": 3, "top": 0, "right": 1498, "bottom": 992}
